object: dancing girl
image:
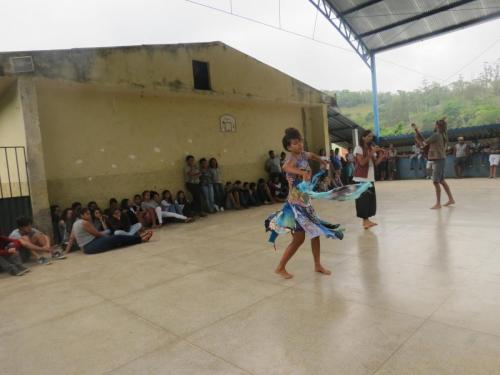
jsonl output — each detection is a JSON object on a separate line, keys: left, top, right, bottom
{"left": 266, "top": 128, "right": 371, "bottom": 279}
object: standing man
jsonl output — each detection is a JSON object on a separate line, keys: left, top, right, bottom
{"left": 453, "top": 137, "right": 469, "bottom": 178}
{"left": 265, "top": 150, "right": 282, "bottom": 181}
{"left": 184, "top": 155, "right": 206, "bottom": 217}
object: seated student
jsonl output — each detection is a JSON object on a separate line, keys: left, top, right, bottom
{"left": 104, "top": 198, "right": 119, "bottom": 217}
{"left": 233, "top": 181, "right": 250, "bottom": 208}
{"left": 224, "top": 181, "right": 241, "bottom": 209}
{"left": 58, "top": 208, "right": 74, "bottom": 246}
{"left": 0, "top": 236, "right": 30, "bottom": 276}
{"left": 141, "top": 190, "right": 161, "bottom": 228}
{"left": 121, "top": 198, "right": 141, "bottom": 227}
{"left": 91, "top": 208, "right": 109, "bottom": 233}
{"left": 66, "top": 208, "right": 152, "bottom": 254}
{"left": 107, "top": 208, "right": 144, "bottom": 236}
{"left": 152, "top": 191, "right": 193, "bottom": 224}
{"left": 9, "top": 217, "right": 66, "bottom": 264}
{"left": 50, "top": 205, "right": 62, "bottom": 245}
{"left": 256, "top": 178, "right": 274, "bottom": 204}
{"left": 175, "top": 191, "right": 194, "bottom": 218}
{"left": 249, "top": 182, "right": 265, "bottom": 205}
{"left": 268, "top": 176, "right": 287, "bottom": 202}
{"left": 242, "top": 182, "right": 258, "bottom": 207}
{"left": 161, "top": 190, "right": 184, "bottom": 215}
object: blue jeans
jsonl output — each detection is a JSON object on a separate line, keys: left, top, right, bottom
{"left": 114, "top": 223, "right": 142, "bottom": 236}
{"left": 83, "top": 235, "right": 141, "bottom": 254}
{"left": 202, "top": 184, "right": 215, "bottom": 212}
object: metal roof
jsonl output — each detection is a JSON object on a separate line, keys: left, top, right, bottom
{"left": 328, "top": 106, "right": 366, "bottom": 147}
{"left": 312, "top": 0, "right": 500, "bottom": 65}
{"left": 380, "top": 123, "right": 500, "bottom": 147}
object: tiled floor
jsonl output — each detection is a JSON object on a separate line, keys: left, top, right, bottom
{"left": 1, "top": 178, "right": 500, "bottom": 375}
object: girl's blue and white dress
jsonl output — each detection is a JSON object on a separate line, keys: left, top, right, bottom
{"left": 265, "top": 151, "right": 371, "bottom": 246}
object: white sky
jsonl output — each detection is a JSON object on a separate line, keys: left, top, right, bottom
{"left": 2, "top": 0, "right": 499, "bottom": 92}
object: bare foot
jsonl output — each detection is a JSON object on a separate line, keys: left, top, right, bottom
{"left": 275, "top": 268, "right": 293, "bottom": 279}
{"left": 185, "top": 217, "right": 194, "bottom": 223}
{"left": 430, "top": 204, "right": 441, "bottom": 209}
{"left": 443, "top": 200, "right": 455, "bottom": 207}
{"left": 315, "top": 265, "right": 332, "bottom": 275}
{"left": 368, "top": 221, "right": 378, "bottom": 227}
{"left": 140, "top": 231, "right": 153, "bottom": 242}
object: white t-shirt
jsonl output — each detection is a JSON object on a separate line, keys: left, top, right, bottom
{"left": 353, "top": 145, "right": 375, "bottom": 182}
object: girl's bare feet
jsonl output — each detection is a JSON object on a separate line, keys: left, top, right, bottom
{"left": 315, "top": 265, "right": 331, "bottom": 275}
{"left": 185, "top": 217, "right": 194, "bottom": 223}
{"left": 275, "top": 268, "right": 293, "bottom": 279}
{"left": 430, "top": 204, "right": 441, "bottom": 209}
{"left": 443, "top": 199, "right": 455, "bottom": 207}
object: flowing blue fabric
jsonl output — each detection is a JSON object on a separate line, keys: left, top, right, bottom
{"left": 265, "top": 171, "right": 372, "bottom": 247}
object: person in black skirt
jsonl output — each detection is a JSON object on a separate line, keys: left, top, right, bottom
{"left": 353, "top": 130, "right": 387, "bottom": 229}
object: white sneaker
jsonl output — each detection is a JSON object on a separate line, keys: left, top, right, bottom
{"left": 214, "top": 205, "right": 220, "bottom": 212}
{"left": 220, "top": 206, "right": 225, "bottom": 212}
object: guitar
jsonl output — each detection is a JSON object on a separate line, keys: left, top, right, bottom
{"left": 411, "top": 123, "right": 429, "bottom": 158}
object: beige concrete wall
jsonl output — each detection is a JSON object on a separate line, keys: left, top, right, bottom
{"left": 0, "top": 43, "right": 326, "bottom": 106}
{"left": 37, "top": 80, "right": 306, "bottom": 207}
{"left": 0, "top": 81, "right": 29, "bottom": 197}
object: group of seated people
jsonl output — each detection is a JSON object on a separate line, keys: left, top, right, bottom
{"left": 1, "top": 161, "right": 290, "bottom": 277}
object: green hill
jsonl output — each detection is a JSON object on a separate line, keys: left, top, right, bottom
{"left": 326, "top": 60, "right": 500, "bottom": 136}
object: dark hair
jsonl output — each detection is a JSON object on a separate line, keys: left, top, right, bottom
{"left": 282, "top": 128, "right": 302, "bottom": 151}
{"left": 120, "top": 199, "right": 129, "bottom": 210}
{"left": 90, "top": 208, "right": 101, "bottom": 220}
{"left": 209, "top": 158, "right": 218, "bottom": 168}
{"left": 235, "top": 180, "right": 242, "bottom": 185}
{"left": 176, "top": 190, "right": 187, "bottom": 203}
{"left": 77, "top": 208, "right": 89, "bottom": 218}
{"left": 185, "top": 155, "right": 194, "bottom": 162}
{"left": 16, "top": 216, "right": 33, "bottom": 228}
{"left": 50, "top": 205, "right": 60, "bottom": 221}
{"left": 151, "top": 191, "right": 159, "bottom": 198}
{"left": 243, "top": 182, "right": 249, "bottom": 187}
{"left": 268, "top": 150, "right": 274, "bottom": 155}
{"left": 87, "top": 201, "right": 97, "bottom": 209}
{"left": 71, "top": 201, "right": 82, "bottom": 210}
{"left": 62, "top": 208, "right": 73, "bottom": 220}
{"left": 134, "top": 194, "right": 141, "bottom": 200}
{"left": 249, "top": 182, "right": 256, "bottom": 189}
{"left": 162, "top": 190, "right": 173, "bottom": 203}
{"left": 109, "top": 198, "right": 118, "bottom": 206}
{"left": 225, "top": 181, "right": 232, "bottom": 186}
{"left": 142, "top": 190, "right": 150, "bottom": 199}
{"left": 359, "top": 130, "right": 373, "bottom": 148}
{"left": 258, "top": 178, "right": 265, "bottom": 184}
{"left": 199, "top": 158, "right": 207, "bottom": 166}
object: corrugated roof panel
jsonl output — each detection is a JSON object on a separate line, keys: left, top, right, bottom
{"left": 321, "top": 0, "right": 500, "bottom": 53}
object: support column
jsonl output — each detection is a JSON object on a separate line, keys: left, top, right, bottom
{"left": 18, "top": 77, "right": 52, "bottom": 236}
{"left": 370, "top": 53, "right": 381, "bottom": 141}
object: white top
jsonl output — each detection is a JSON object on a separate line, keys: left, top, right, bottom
{"left": 455, "top": 143, "right": 468, "bottom": 158}
{"left": 353, "top": 145, "right": 375, "bottom": 182}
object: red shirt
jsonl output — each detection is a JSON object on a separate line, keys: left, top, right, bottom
{"left": 0, "top": 236, "right": 21, "bottom": 256}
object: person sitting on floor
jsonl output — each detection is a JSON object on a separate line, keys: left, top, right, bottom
{"left": 257, "top": 178, "right": 274, "bottom": 204}
{"left": 268, "top": 175, "right": 287, "bottom": 202}
{"left": 65, "top": 208, "right": 152, "bottom": 254}
{"left": 0, "top": 236, "right": 30, "bottom": 276}
{"left": 9, "top": 216, "right": 66, "bottom": 264}
{"left": 161, "top": 190, "right": 184, "bottom": 216}
{"left": 152, "top": 191, "right": 193, "bottom": 224}
{"left": 175, "top": 191, "right": 194, "bottom": 218}
{"left": 104, "top": 198, "right": 119, "bottom": 217}
{"left": 224, "top": 181, "right": 241, "bottom": 210}
{"left": 91, "top": 208, "right": 109, "bottom": 233}
{"left": 141, "top": 190, "right": 161, "bottom": 228}
{"left": 249, "top": 182, "right": 264, "bottom": 205}
{"left": 58, "top": 208, "right": 75, "bottom": 246}
{"left": 107, "top": 208, "right": 144, "bottom": 236}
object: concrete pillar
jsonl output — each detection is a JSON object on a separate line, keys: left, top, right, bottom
{"left": 18, "top": 77, "right": 52, "bottom": 236}
{"left": 308, "top": 104, "right": 330, "bottom": 154}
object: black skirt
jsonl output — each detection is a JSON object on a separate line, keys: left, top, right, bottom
{"left": 355, "top": 185, "right": 376, "bottom": 219}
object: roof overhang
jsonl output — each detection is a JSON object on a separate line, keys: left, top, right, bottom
{"left": 309, "top": 0, "right": 500, "bottom": 67}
